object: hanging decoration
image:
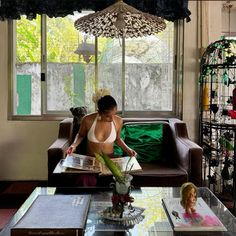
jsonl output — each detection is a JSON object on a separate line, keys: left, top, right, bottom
{"left": 74, "top": 0, "right": 166, "bottom": 38}
{"left": 74, "top": 35, "right": 97, "bottom": 63}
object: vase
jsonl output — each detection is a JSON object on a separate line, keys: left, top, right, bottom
{"left": 111, "top": 174, "right": 134, "bottom": 218}
{"left": 114, "top": 174, "right": 133, "bottom": 194}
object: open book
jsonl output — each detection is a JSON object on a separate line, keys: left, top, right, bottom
{"left": 61, "top": 154, "right": 142, "bottom": 175}
{"left": 162, "top": 197, "right": 227, "bottom": 232}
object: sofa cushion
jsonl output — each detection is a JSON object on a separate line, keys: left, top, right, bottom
{"left": 132, "top": 162, "right": 188, "bottom": 187}
{"left": 98, "top": 163, "right": 188, "bottom": 187}
{"left": 114, "top": 123, "right": 163, "bottom": 163}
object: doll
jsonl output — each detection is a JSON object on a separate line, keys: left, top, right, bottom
{"left": 180, "top": 182, "right": 197, "bottom": 214}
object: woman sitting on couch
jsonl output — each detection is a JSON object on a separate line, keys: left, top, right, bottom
{"left": 66, "top": 90, "right": 136, "bottom": 185}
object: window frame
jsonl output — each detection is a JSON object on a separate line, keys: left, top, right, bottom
{"left": 8, "top": 15, "right": 184, "bottom": 121}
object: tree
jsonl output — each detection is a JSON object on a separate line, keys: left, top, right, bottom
{"left": 16, "top": 15, "right": 83, "bottom": 63}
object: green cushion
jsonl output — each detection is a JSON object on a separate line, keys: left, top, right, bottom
{"left": 114, "top": 123, "right": 163, "bottom": 163}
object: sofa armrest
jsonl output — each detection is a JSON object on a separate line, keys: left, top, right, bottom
{"left": 47, "top": 138, "right": 70, "bottom": 183}
{"left": 58, "top": 118, "right": 73, "bottom": 140}
{"left": 169, "top": 119, "right": 203, "bottom": 186}
{"left": 47, "top": 118, "right": 73, "bottom": 185}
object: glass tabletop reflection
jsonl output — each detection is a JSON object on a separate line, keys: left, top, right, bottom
{"left": 0, "top": 187, "right": 235, "bottom": 236}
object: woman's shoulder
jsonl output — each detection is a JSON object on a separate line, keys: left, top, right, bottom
{"left": 113, "top": 115, "right": 123, "bottom": 126}
{"left": 82, "top": 112, "right": 97, "bottom": 123}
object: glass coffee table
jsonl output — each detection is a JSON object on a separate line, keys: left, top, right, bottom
{"left": 1, "top": 187, "right": 236, "bottom": 236}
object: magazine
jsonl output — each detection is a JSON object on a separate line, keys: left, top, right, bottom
{"left": 162, "top": 197, "right": 227, "bottom": 232}
{"left": 61, "top": 154, "right": 142, "bottom": 175}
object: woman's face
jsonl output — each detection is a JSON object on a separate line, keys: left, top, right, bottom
{"left": 100, "top": 107, "right": 117, "bottom": 122}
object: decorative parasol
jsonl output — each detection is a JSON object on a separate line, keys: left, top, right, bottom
{"left": 74, "top": 0, "right": 166, "bottom": 38}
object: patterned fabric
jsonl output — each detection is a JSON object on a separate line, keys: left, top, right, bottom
{"left": 0, "top": 0, "right": 191, "bottom": 22}
{"left": 74, "top": 1, "right": 166, "bottom": 38}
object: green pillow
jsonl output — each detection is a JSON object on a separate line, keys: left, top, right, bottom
{"left": 114, "top": 123, "right": 163, "bottom": 163}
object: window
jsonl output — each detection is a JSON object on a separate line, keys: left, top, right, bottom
{"left": 14, "top": 15, "right": 41, "bottom": 115}
{"left": 10, "top": 12, "right": 182, "bottom": 119}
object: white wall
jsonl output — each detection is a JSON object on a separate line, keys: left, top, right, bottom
{"left": 182, "top": 1, "right": 199, "bottom": 142}
{"left": 0, "top": 21, "right": 59, "bottom": 180}
{"left": 222, "top": 8, "right": 236, "bottom": 36}
{"left": 209, "top": 1, "right": 222, "bottom": 43}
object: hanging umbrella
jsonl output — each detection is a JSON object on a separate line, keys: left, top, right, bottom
{"left": 74, "top": 0, "right": 166, "bottom": 38}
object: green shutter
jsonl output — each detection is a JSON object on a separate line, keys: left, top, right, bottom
{"left": 16, "top": 74, "right": 31, "bottom": 115}
{"left": 73, "top": 64, "right": 85, "bottom": 106}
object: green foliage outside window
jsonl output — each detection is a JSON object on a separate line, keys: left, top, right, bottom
{"left": 47, "top": 17, "right": 79, "bottom": 63}
{"left": 16, "top": 16, "right": 41, "bottom": 63}
{"left": 16, "top": 15, "right": 83, "bottom": 63}
{"left": 16, "top": 15, "right": 111, "bottom": 64}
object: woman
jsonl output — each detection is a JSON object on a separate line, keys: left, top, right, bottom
{"left": 67, "top": 93, "right": 137, "bottom": 186}
{"left": 66, "top": 92, "right": 136, "bottom": 186}
{"left": 67, "top": 94, "right": 136, "bottom": 157}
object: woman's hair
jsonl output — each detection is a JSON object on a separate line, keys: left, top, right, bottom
{"left": 97, "top": 95, "right": 117, "bottom": 113}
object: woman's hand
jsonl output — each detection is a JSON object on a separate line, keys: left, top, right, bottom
{"left": 127, "top": 148, "right": 137, "bottom": 157}
{"left": 66, "top": 145, "right": 77, "bottom": 155}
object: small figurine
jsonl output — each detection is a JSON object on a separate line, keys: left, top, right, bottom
{"left": 180, "top": 182, "right": 197, "bottom": 214}
{"left": 172, "top": 210, "right": 180, "bottom": 219}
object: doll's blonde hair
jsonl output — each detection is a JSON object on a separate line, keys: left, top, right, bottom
{"left": 180, "top": 182, "right": 197, "bottom": 208}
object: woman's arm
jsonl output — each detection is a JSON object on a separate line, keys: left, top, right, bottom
{"left": 66, "top": 117, "right": 87, "bottom": 154}
{"left": 115, "top": 118, "right": 137, "bottom": 157}
{"left": 116, "top": 138, "right": 136, "bottom": 157}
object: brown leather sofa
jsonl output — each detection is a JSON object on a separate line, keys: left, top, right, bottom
{"left": 48, "top": 118, "right": 203, "bottom": 187}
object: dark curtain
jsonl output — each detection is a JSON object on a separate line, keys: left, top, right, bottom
{"left": 0, "top": 0, "right": 191, "bottom": 22}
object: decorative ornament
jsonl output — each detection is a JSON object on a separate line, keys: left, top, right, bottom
{"left": 180, "top": 182, "right": 197, "bottom": 214}
{"left": 109, "top": 174, "right": 134, "bottom": 218}
{"left": 202, "top": 83, "right": 209, "bottom": 111}
{"left": 92, "top": 88, "right": 110, "bottom": 104}
{"left": 74, "top": 0, "right": 166, "bottom": 38}
{"left": 74, "top": 35, "right": 96, "bottom": 64}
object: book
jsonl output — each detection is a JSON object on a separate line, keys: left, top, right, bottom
{"left": 60, "top": 154, "right": 142, "bottom": 175}
{"left": 61, "top": 154, "right": 101, "bottom": 173}
{"left": 11, "top": 194, "right": 91, "bottom": 236}
{"left": 162, "top": 197, "right": 227, "bottom": 232}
